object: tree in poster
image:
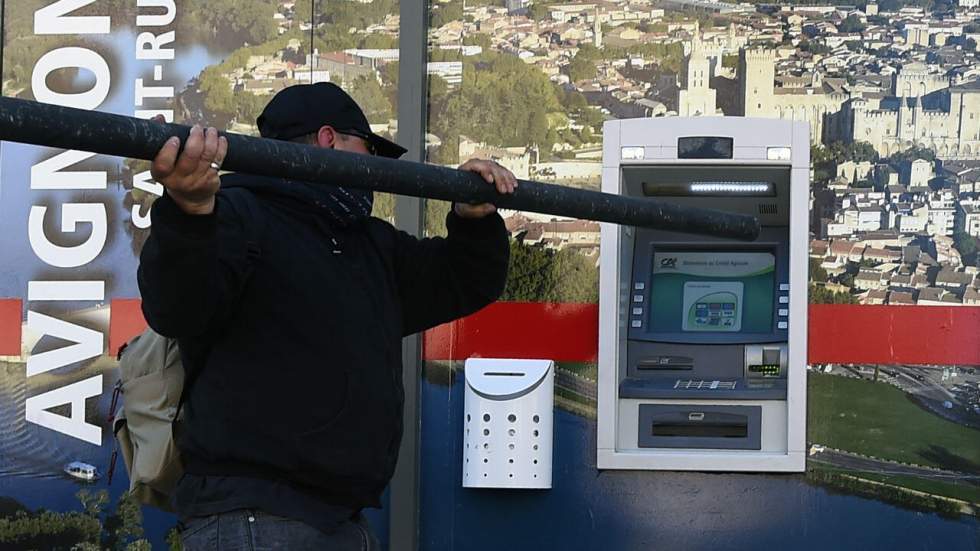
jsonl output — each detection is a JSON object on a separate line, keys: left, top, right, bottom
{"left": 427, "top": 52, "right": 561, "bottom": 163}
{"left": 809, "top": 284, "right": 858, "bottom": 304}
{"left": 349, "top": 75, "right": 394, "bottom": 124}
{"left": 547, "top": 248, "right": 599, "bottom": 303}
{"left": 502, "top": 240, "right": 558, "bottom": 301}
{"left": 501, "top": 240, "right": 599, "bottom": 303}
{"left": 0, "top": 490, "right": 149, "bottom": 550}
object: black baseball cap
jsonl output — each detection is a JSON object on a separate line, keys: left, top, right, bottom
{"left": 257, "top": 82, "right": 407, "bottom": 159}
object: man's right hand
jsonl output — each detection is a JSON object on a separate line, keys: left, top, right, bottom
{"left": 150, "top": 118, "right": 228, "bottom": 215}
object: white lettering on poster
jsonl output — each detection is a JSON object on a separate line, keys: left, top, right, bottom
{"left": 130, "top": 0, "right": 178, "bottom": 226}
{"left": 24, "top": 0, "right": 111, "bottom": 445}
{"left": 135, "top": 30, "right": 175, "bottom": 60}
{"left": 131, "top": 170, "right": 163, "bottom": 229}
{"left": 31, "top": 150, "right": 106, "bottom": 190}
{"left": 25, "top": 312, "right": 103, "bottom": 377}
{"left": 28, "top": 204, "right": 108, "bottom": 268}
{"left": 34, "top": 0, "right": 110, "bottom": 35}
{"left": 32, "top": 47, "right": 111, "bottom": 109}
{"left": 134, "top": 78, "right": 173, "bottom": 106}
{"left": 25, "top": 376, "right": 104, "bottom": 445}
{"left": 28, "top": 281, "right": 105, "bottom": 302}
{"left": 136, "top": 0, "right": 176, "bottom": 27}
{"left": 132, "top": 170, "right": 163, "bottom": 197}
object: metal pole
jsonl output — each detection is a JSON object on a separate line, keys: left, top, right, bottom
{"left": 0, "top": 96, "right": 761, "bottom": 240}
{"left": 391, "top": 0, "right": 428, "bottom": 546}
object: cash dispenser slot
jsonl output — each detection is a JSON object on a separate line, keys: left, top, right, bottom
{"left": 638, "top": 405, "right": 761, "bottom": 450}
{"left": 650, "top": 412, "right": 748, "bottom": 438}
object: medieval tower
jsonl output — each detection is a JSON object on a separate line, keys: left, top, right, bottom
{"left": 738, "top": 49, "right": 775, "bottom": 117}
{"left": 678, "top": 30, "right": 717, "bottom": 116}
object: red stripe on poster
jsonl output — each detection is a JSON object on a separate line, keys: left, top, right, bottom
{"left": 0, "top": 299, "right": 22, "bottom": 356}
{"left": 12, "top": 298, "right": 968, "bottom": 366}
{"left": 422, "top": 302, "right": 980, "bottom": 366}
{"left": 109, "top": 299, "right": 147, "bottom": 357}
{"left": 422, "top": 302, "right": 600, "bottom": 363}
{"left": 807, "top": 304, "right": 980, "bottom": 365}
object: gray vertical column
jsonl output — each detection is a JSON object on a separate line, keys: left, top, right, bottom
{"left": 1, "top": 0, "right": 5, "bottom": 165}
{"left": 1, "top": 1, "right": 5, "bottom": 95}
{"left": 391, "top": 0, "right": 427, "bottom": 547}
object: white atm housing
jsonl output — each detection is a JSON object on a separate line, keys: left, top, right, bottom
{"left": 597, "top": 118, "right": 808, "bottom": 472}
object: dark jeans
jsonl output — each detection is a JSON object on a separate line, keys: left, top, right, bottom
{"left": 180, "top": 509, "right": 379, "bottom": 551}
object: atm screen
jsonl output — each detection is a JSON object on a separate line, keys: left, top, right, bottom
{"left": 649, "top": 251, "right": 775, "bottom": 334}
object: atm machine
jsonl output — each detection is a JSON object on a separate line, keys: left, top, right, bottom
{"left": 597, "top": 118, "right": 808, "bottom": 472}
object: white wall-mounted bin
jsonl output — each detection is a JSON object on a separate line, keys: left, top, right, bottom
{"left": 462, "top": 358, "right": 554, "bottom": 489}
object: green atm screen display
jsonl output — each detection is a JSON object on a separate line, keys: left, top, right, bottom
{"left": 650, "top": 251, "right": 775, "bottom": 334}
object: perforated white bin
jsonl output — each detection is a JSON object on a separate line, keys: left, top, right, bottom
{"left": 462, "top": 358, "right": 554, "bottom": 489}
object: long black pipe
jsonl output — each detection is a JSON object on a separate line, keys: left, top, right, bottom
{"left": 0, "top": 96, "right": 760, "bottom": 240}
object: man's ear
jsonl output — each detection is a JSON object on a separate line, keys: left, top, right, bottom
{"left": 316, "top": 125, "right": 337, "bottom": 148}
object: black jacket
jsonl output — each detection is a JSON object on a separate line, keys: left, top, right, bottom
{"left": 138, "top": 173, "right": 509, "bottom": 512}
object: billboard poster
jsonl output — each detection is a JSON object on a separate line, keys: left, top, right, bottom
{"left": 0, "top": 0, "right": 977, "bottom": 550}
{"left": 417, "top": 0, "right": 980, "bottom": 548}
{"left": 0, "top": 1, "right": 380, "bottom": 548}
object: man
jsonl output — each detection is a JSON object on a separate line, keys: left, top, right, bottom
{"left": 138, "top": 82, "right": 514, "bottom": 549}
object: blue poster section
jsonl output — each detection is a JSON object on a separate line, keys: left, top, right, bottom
{"left": 419, "top": 373, "right": 979, "bottom": 550}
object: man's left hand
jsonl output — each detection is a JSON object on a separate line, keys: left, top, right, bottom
{"left": 455, "top": 159, "right": 518, "bottom": 219}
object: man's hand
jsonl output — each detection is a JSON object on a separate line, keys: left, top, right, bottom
{"left": 455, "top": 159, "right": 518, "bottom": 219}
{"left": 150, "top": 116, "right": 228, "bottom": 215}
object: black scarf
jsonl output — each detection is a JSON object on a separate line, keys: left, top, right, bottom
{"left": 311, "top": 182, "right": 374, "bottom": 228}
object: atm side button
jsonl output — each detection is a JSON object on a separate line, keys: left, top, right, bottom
{"left": 633, "top": 295, "right": 644, "bottom": 303}
{"left": 778, "top": 309, "right": 789, "bottom": 317}
{"left": 779, "top": 296, "right": 789, "bottom": 304}
{"left": 634, "top": 282, "right": 645, "bottom": 290}
{"left": 779, "top": 283, "right": 790, "bottom": 291}
{"left": 632, "top": 307, "right": 643, "bottom": 316}
{"left": 778, "top": 321, "right": 788, "bottom": 330}
{"left": 631, "top": 320, "right": 643, "bottom": 328}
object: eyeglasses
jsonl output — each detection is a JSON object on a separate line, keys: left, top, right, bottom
{"left": 339, "top": 129, "right": 377, "bottom": 156}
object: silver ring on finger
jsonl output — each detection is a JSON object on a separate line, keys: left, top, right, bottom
{"left": 209, "top": 161, "right": 221, "bottom": 172}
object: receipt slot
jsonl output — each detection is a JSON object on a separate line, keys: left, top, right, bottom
{"left": 597, "top": 118, "right": 808, "bottom": 472}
